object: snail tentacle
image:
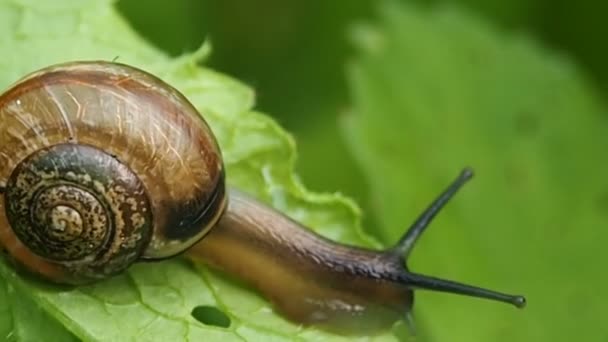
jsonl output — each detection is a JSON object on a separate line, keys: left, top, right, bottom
{"left": 391, "top": 167, "right": 474, "bottom": 258}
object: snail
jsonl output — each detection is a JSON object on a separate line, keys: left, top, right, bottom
{"left": 0, "top": 61, "right": 525, "bottom": 335}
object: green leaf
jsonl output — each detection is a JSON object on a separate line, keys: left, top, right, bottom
{"left": 0, "top": 0, "right": 392, "bottom": 341}
{"left": 346, "top": 2, "right": 608, "bottom": 341}
{"left": 0, "top": 276, "right": 79, "bottom": 342}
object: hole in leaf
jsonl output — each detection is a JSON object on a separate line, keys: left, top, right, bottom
{"left": 191, "top": 305, "right": 231, "bottom": 328}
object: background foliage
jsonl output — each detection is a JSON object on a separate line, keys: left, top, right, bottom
{"left": 1, "top": 0, "right": 607, "bottom": 341}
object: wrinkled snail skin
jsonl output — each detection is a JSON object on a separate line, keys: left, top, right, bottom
{"left": 0, "top": 61, "right": 225, "bottom": 284}
{"left": 189, "top": 188, "right": 411, "bottom": 334}
{"left": 0, "top": 61, "right": 525, "bottom": 335}
{"left": 188, "top": 173, "right": 526, "bottom": 334}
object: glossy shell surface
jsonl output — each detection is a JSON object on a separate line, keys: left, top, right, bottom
{"left": 0, "top": 61, "right": 226, "bottom": 283}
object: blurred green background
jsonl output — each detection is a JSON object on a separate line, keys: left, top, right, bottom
{"left": 117, "top": 0, "right": 608, "bottom": 232}
{"left": 114, "top": 1, "right": 607, "bottom": 341}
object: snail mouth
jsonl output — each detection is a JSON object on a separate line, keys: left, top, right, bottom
{"left": 141, "top": 169, "right": 227, "bottom": 261}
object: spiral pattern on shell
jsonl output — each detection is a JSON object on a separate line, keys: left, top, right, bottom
{"left": 5, "top": 144, "right": 153, "bottom": 282}
{"left": 0, "top": 61, "right": 226, "bottom": 284}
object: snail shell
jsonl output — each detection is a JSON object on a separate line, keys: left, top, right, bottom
{"left": 0, "top": 61, "right": 226, "bottom": 284}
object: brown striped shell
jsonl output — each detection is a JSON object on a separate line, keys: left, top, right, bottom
{"left": 0, "top": 61, "right": 226, "bottom": 284}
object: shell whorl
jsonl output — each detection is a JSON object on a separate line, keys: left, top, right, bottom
{"left": 5, "top": 143, "right": 153, "bottom": 283}
{"left": 0, "top": 61, "right": 226, "bottom": 283}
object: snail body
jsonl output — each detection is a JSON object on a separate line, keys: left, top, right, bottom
{"left": 0, "top": 61, "right": 524, "bottom": 334}
{"left": 197, "top": 189, "right": 410, "bottom": 332}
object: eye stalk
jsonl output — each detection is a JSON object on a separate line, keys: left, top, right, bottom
{"left": 392, "top": 168, "right": 474, "bottom": 258}
{"left": 391, "top": 167, "right": 526, "bottom": 309}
